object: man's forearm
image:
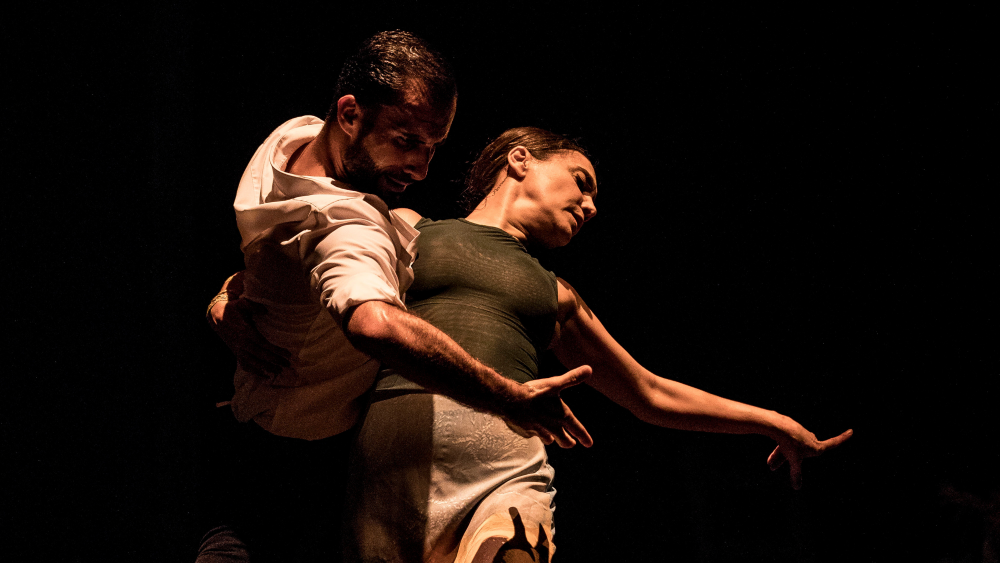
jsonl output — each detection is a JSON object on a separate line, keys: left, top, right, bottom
{"left": 209, "top": 273, "right": 523, "bottom": 413}
{"left": 344, "top": 300, "right": 523, "bottom": 416}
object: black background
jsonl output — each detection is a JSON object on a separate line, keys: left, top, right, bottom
{"left": 5, "top": 3, "right": 995, "bottom": 562}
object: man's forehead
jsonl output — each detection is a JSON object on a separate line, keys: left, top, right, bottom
{"left": 378, "top": 98, "right": 455, "bottom": 139}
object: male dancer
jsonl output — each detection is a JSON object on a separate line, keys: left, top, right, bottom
{"left": 197, "top": 31, "right": 591, "bottom": 563}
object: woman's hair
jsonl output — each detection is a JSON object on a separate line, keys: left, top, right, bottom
{"left": 460, "top": 127, "right": 590, "bottom": 213}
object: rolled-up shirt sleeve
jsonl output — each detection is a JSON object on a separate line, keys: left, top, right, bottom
{"left": 294, "top": 198, "right": 408, "bottom": 326}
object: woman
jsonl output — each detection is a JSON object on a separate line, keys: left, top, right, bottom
{"left": 341, "top": 127, "right": 852, "bottom": 563}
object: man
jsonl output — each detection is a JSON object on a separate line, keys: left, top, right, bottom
{"left": 197, "top": 31, "right": 591, "bottom": 563}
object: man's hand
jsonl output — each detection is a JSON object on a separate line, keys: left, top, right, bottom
{"left": 209, "top": 298, "right": 290, "bottom": 377}
{"left": 501, "top": 366, "right": 594, "bottom": 449}
{"left": 344, "top": 300, "right": 595, "bottom": 449}
{"left": 766, "top": 424, "right": 853, "bottom": 490}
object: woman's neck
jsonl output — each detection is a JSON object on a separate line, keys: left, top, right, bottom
{"left": 465, "top": 183, "right": 528, "bottom": 242}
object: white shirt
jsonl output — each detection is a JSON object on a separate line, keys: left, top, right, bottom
{"left": 230, "top": 116, "right": 420, "bottom": 440}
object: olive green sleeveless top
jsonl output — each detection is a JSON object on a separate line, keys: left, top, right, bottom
{"left": 403, "top": 218, "right": 558, "bottom": 384}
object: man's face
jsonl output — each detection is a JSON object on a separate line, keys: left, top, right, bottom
{"left": 341, "top": 96, "right": 456, "bottom": 205}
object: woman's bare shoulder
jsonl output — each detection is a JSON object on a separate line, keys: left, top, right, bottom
{"left": 392, "top": 208, "right": 423, "bottom": 227}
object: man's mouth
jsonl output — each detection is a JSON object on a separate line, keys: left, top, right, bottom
{"left": 384, "top": 176, "right": 411, "bottom": 192}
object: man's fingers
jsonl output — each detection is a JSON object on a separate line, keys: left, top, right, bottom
{"left": 505, "top": 413, "right": 589, "bottom": 449}
{"left": 549, "top": 426, "right": 578, "bottom": 449}
{"left": 539, "top": 365, "right": 592, "bottom": 393}
{"left": 535, "top": 429, "right": 556, "bottom": 446}
{"left": 507, "top": 368, "right": 594, "bottom": 448}
{"left": 504, "top": 420, "right": 533, "bottom": 440}
{"left": 529, "top": 424, "right": 575, "bottom": 448}
{"left": 558, "top": 402, "right": 593, "bottom": 448}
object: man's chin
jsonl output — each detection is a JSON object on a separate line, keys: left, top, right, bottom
{"left": 377, "top": 177, "right": 412, "bottom": 204}
{"left": 344, "top": 176, "right": 403, "bottom": 207}
{"left": 372, "top": 185, "right": 404, "bottom": 208}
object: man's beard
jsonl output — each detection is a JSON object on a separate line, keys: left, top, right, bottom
{"left": 341, "top": 136, "right": 403, "bottom": 207}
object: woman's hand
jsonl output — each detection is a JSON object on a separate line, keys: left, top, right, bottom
{"left": 767, "top": 423, "right": 853, "bottom": 490}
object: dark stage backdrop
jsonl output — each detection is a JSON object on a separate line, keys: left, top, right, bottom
{"left": 6, "top": 4, "right": 994, "bottom": 562}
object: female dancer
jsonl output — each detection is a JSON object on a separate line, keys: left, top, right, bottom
{"left": 340, "top": 127, "right": 852, "bottom": 562}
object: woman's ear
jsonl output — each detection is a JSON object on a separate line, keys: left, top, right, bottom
{"left": 506, "top": 146, "right": 532, "bottom": 180}
{"left": 336, "top": 95, "right": 364, "bottom": 141}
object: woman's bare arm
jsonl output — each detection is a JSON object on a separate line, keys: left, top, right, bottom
{"left": 550, "top": 277, "right": 851, "bottom": 489}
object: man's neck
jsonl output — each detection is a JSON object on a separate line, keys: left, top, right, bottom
{"left": 287, "top": 129, "right": 335, "bottom": 178}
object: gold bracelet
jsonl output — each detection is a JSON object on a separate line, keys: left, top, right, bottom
{"left": 206, "top": 291, "right": 230, "bottom": 318}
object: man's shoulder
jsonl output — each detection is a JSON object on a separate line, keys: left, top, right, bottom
{"left": 266, "top": 115, "right": 324, "bottom": 140}
{"left": 296, "top": 193, "right": 410, "bottom": 242}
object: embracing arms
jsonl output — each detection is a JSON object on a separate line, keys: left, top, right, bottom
{"left": 550, "top": 278, "right": 851, "bottom": 488}
{"left": 340, "top": 298, "right": 592, "bottom": 448}
{"left": 207, "top": 272, "right": 592, "bottom": 448}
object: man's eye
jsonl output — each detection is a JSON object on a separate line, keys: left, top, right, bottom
{"left": 395, "top": 138, "right": 417, "bottom": 149}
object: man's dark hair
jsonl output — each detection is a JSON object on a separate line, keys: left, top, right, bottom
{"left": 330, "top": 30, "right": 457, "bottom": 121}
{"left": 460, "top": 127, "right": 592, "bottom": 213}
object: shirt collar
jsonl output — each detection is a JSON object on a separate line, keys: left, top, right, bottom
{"left": 267, "top": 119, "right": 361, "bottom": 202}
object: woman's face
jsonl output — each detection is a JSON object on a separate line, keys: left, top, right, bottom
{"left": 519, "top": 150, "right": 598, "bottom": 248}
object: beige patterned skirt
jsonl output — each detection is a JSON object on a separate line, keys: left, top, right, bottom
{"left": 344, "top": 373, "right": 556, "bottom": 563}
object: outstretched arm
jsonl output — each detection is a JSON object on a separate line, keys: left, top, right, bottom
{"left": 550, "top": 278, "right": 851, "bottom": 489}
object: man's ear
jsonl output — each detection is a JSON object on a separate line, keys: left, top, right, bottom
{"left": 506, "top": 146, "right": 532, "bottom": 180}
{"left": 336, "top": 95, "right": 364, "bottom": 141}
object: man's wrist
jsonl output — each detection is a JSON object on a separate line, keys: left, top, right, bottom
{"left": 206, "top": 291, "right": 230, "bottom": 318}
{"left": 206, "top": 272, "right": 244, "bottom": 318}
{"left": 459, "top": 365, "right": 522, "bottom": 417}
{"left": 493, "top": 377, "right": 530, "bottom": 415}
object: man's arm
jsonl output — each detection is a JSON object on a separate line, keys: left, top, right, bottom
{"left": 343, "top": 300, "right": 592, "bottom": 448}
{"left": 206, "top": 271, "right": 290, "bottom": 376}
{"left": 550, "top": 278, "right": 851, "bottom": 489}
{"left": 207, "top": 274, "right": 593, "bottom": 448}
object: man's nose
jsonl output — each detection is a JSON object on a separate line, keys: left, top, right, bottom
{"left": 405, "top": 148, "right": 433, "bottom": 181}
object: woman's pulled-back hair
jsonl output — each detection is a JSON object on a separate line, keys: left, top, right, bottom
{"left": 460, "top": 127, "right": 590, "bottom": 213}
